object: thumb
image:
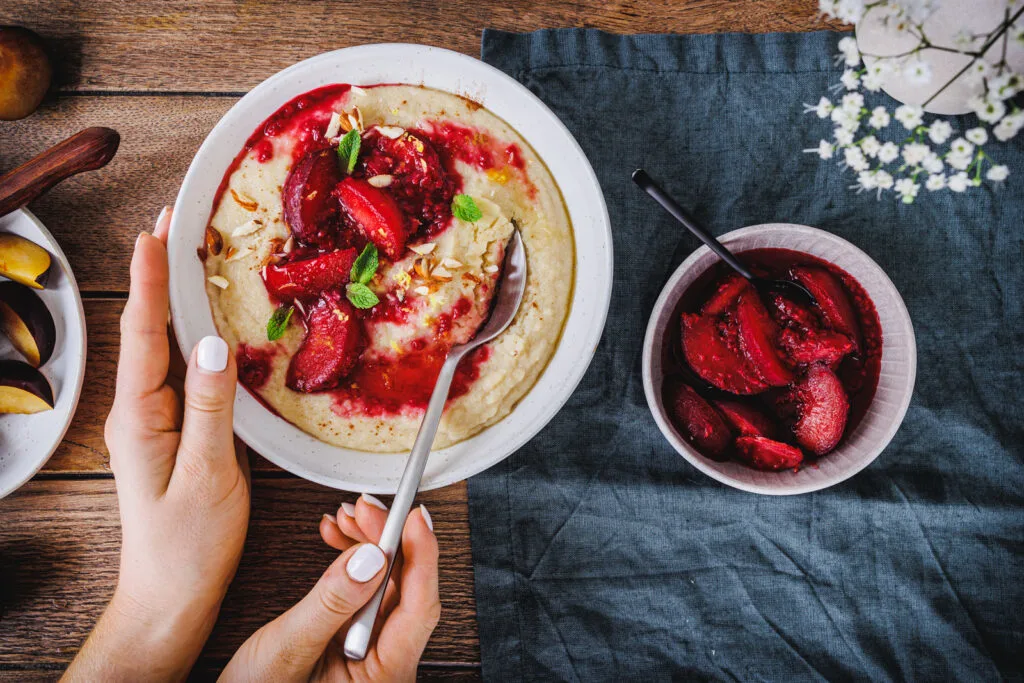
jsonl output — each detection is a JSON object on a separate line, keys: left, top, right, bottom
{"left": 222, "top": 544, "right": 387, "bottom": 681}
{"left": 173, "top": 335, "right": 238, "bottom": 484}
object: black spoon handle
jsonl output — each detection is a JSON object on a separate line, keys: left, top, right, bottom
{"left": 632, "top": 168, "right": 754, "bottom": 281}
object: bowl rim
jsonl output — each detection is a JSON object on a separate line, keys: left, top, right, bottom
{"left": 642, "top": 223, "right": 917, "bottom": 495}
{"left": 168, "top": 43, "right": 613, "bottom": 492}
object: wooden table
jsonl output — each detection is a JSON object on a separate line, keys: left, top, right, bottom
{"left": 0, "top": 2, "right": 839, "bottom": 679}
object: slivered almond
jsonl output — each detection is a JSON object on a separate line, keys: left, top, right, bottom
{"left": 224, "top": 246, "right": 237, "bottom": 260}
{"left": 462, "top": 272, "right": 481, "bottom": 284}
{"left": 232, "top": 218, "right": 264, "bottom": 237}
{"left": 226, "top": 246, "right": 255, "bottom": 262}
{"left": 414, "top": 259, "right": 431, "bottom": 279}
{"left": 376, "top": 125, "right": 405, "bottom": 139}
{"left": 409, "top": 242, "right": 436, "bottom": 255}
{"left": 441, "top": 257, "right": 463, "bottom": 269}
{"left": 413, "top": 285, "right": 430, "bottom": 296}
{"left": 347, "top": 106, "right": 363, "bottom": 132}
{"left": 283, "top": 235, "right": 295, "bottom": 253}
{"left": 325, "top": 112, "right": 343, "bottom": 140}
{"left": 230, "top": 188, "right": 259, "bottom": 211}
{"left": 367, "top": 174, "right": 393, "bottom": 188}
{"left": 205, "top": 226, "right": 224, "bottom": 256}
{"left": 350, "top": 85, "right": 367, "bottom": 96}
{"left": 431, "top": 265, "right": 453, "bottom": 281}
{"left": 207, "top": 275, "right": 230, "bottom": 289}
{"left": 484, "top": 264, "right": 500, "bottom": 274}
{"left": 338, "top": 114, "right": 353, "bottom": 133}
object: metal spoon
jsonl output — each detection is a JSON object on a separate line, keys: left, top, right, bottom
{"left": 631, "top": 168, "right": 814, "bottom": 305}
{"left": 343, "top": 228, "right": 528, "bottom": 661}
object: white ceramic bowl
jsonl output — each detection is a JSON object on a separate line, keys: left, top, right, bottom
{"left": 168, "top": 44, "right": 613, "bottom": 493}
{"left": 642, "top": 224, "right": 916, "bottom": 495}
{"left": 0, "top": 209, "right": 87, "bottom": 499}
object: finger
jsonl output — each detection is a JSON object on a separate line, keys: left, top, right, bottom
{"left": 354, "top": 494, "right": 389, "bottom": 542}
{"left": 116, "top": 215, "right": 171, "bottom": 402}
{"left": 152, "top": 205, "right": 171, "bottom": 243}
{"left": 224, "top": 543, "right": 387, "bottom": 681}
{"left": 375, "top": 506, "right": 440, "bottom": 671}
{"left": 171, "top": 336, "right": 239, "bottom": 486}
{"left": 320, "top": 513, "right": 357, "bottom": 552}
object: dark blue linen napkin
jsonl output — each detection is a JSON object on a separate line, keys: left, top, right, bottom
{"left": 468, "top": 29, "right": 1023, "bottom": 681}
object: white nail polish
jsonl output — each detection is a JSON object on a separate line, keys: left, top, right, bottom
{"left": 346, "top": 544, "right": 386, "bottom": 582}
{"left": 420, "top": 504, "right": 433, "bottom": 532}
{"left": 197, "top": 336, "right": 228, "bottom": 372}
{"left": 323, "top": 513, "right": 337, "bottom": 524}
{"left": 156, "top": 206, "right": 169, "bottom": 226}
{"left": 361, "top": 493, "right": 387, "bottom": 510}
{"left": 341, "top": 502, "right": 356, "bottom": 517}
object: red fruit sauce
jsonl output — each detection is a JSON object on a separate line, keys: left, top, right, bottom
{"left": 662, "top": 248, "right": 883, "bottom": 467}
{"left": 207, "top": 85, "right": 530, "bottom": 419}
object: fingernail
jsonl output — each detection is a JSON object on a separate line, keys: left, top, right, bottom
{"left": 156, "top": 206, "right": 169, "bottom": 226}
{"left": 323, "top": 513, "right": 337, "bottom": 524}
{"left": 135, "top": 231, "right": 147, "bottom": 246}
{"left": 197, "top": 336, "right": 229, "bottom": 373}
{"left": 341, "top": 502, "right": 356, "bottom": 517}
{"left": 361, "top": 493, "right": 387, "bottom": 510}
{"left": 420, "top": 504, "right": 433, "bottom": 532}
{"left": 346, "top": 544, "right": 386, "bottom": 583}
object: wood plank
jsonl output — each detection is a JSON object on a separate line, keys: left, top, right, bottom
{"left": 0, "top": 97, "right": 233, "bottom": 293}
{"left": 0, "top": 479, "right": 479, "bottom": 672}
{"left": 3, "top": 0, "right": 842, "bottom": 92}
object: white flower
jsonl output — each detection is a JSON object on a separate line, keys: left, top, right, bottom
{"left": 901, "top": 142, "right": 930, "bottom": 166}
{"left": 967, "top": 95, "right": 1006, "bottom": 124}
{"left": 949, "top": 137, "right": 975, "bottom": 157}
{"left": 894, "top": 178, "right": 920, "bottom": 203}
{"left": 922, "top": 153, "right": 944, "bottom": 174}
{"left": 874, "top": 169, "right": 894, "bottom": 189}
{"left": 869, "top": 106, "right": 891, "bottom": 129}
{"left": 993, "top": 111, "right": 1024, "bottom": 141}
{"left": 836, "top": 0, "right": 866, "bottom": 24}
{"left": 841, "top": 92, "right": 865, "bottom": 114}
{"left": 986, "top": 164, "right": 1010, "bottom": 181}
{"left": 841, "top": 69, "right": 861, "bottom": 90}
{"left": 946, "top": 151, "right": 973, "bottom": 171}
{"left": 805, "top": 96, "right": 834, "bottom": 118}
{"left": 877, "top": 141, "right": 900, "bottom": 163}
{"left": 805, "top": 140, "right": 835, "bottom": 159}
{"left": 835, "top": 127, "right": 856, "bottom": 146}
{"left": 947, "top": 172, "right": 970, "bottom": 192}
{"left": 862, "top": 70, "right": 885, "bottom": 92}
{"left": 927, "top": 120, "right": 953, "bottom": 144}
{"left": 832, "top": 106, "right": 861, "bottom": 132}
{"left": 903, "top": 59, "right": 933, "bottom": 85}
{"left": 965, "top": 127, "right": 988, "bottom": 145}
{"left": 856, "top": 170, "right": 878, "bottom": 191}
{"left": 861, "top": 135, "right": 881, "bottom": 157}
{"left": 965, "top": 60, "right": 994, "bottom": 86}
{"left": 837, "top": 36, "right": 861, "bottom": 66}
{"left": 894, "top": 104, "right": 924, "bottom": 130}
{"left": 845, "top": 146, "right": 870, "bottom": 171}
{"left": 989, "top": 72, "right": 1022, "bottom": 100}
{"left": 925, "top": 174, "right": 946, "bottom": 191}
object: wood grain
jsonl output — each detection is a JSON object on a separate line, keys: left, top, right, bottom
{"left": 2, "top": 0, "right": 841, "bottom": 92}
{"left": 0, "top": 479, "right": 479, "bottom": 674}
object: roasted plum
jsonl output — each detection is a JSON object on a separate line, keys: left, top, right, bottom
{"left": 283, "top": 147, "right": 344, "bottom": 248}
{"left": 735, "top": 436, "right": 804, "bottom": 471}
{"left": 334, "top": 177, "right": 411, "bottom": 260}
{"left": 263, "top": 247, "right": 357, "bottom": 303}
{"left": 777, "top": 363, "right": 850, "bottom": 455}
{"left": 286, "top": 292, "right": 367, "bottom": 392}
{"left": 664, "top": 378, "right": 732, "bottom": 460}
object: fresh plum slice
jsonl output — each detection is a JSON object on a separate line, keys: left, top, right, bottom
{"left": 263, "top": 248, "right": 357, "bottom": 303}
{"left": 286, "top": 292, "right": 367, "bottom": 393}
{"left": 334, "top": 177, "right": 411, "bottom": 260}
{"left": 681, "top": 312, "right": 769, "bottom": 395}
{"left": 713, "top": 399, "right": 777, "bottom": 439}
{"left": 778, "top": 327, "right": 855, "bottom": 369}
{"left": 0, "top": 359, "right": 54, "bottom": 413}
{"left": 735, "top": 293, "right": 795, "bottom": 386}
{"left": 791, "top": 266, "right": 862, "bottom": 350}
{"left": 0, "top": 281, "right": 56, "bottom": 367}
{"left": 702, "top": 273, "right": 753, "bottom": 316}
{"left": 283, "top": 147, "right": 344, "bottom": 249}
{"left": 664, "top": 378, "right": 733, "bottom": 460}
{"left": 735, "top": 436, "right": 804, "bottom": 471}
{"left": 778, "top": 363, "right": 850, "bottom": 455}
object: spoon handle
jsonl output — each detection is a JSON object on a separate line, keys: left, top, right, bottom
{"left": 343, "top": 348, "right": 465, "bottom": 661}
{"left": 631, "top": 169, "right": 754, "bottom": 281}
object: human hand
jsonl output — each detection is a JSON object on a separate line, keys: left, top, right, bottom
{"left": 64, "top": 207, "right": 251, "bottom": 682}
{"left": 220, "top": 495, "right": 439, "bottom": 682}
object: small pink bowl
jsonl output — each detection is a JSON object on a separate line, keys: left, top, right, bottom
{"left": 642, "top": 223, "right": 916, "bottom": 495}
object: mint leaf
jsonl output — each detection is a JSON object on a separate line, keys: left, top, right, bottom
{"left": 337, "top": 129, "right": 361, "bottom": 174}
{"left": 346, "top": 282, "right": 379, "bottom": 309}
{"left": 350, "top": 243, "right": 379, "bottom": 285}
{"left": 267, "top": 305, "right": 294, "bottom": 341}
{"left": 452, "top": 194, "right": 483, "bottom": 223}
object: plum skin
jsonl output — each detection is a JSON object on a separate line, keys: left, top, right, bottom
{"left": 0, "top": 281, "right": 56, "bottom": 367}
{"left": 0, "top": 359, "right": 54, "bottom": 414}
{"left": 0, "top": 26, "right": 52, "bottom": 121}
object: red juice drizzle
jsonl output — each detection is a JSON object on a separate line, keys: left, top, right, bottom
{"left": 237, "top": 343, "right": 276, "bottom": 391}
{"left": 420, "top": 120, "right": 536, "bottom": 199}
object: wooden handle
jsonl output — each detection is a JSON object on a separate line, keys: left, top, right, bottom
{"left": 0, "top": 127, "right": 120, "bottom": 217}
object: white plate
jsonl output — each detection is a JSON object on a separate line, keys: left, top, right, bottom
{"left": 643, "top": 224, "right": 916, "bottom": 495}
{"left": 0, "top": 208, "right": 87, "bottom": 499}
{"left": 169, "top": 44, "right": 613, "bottom": 493}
